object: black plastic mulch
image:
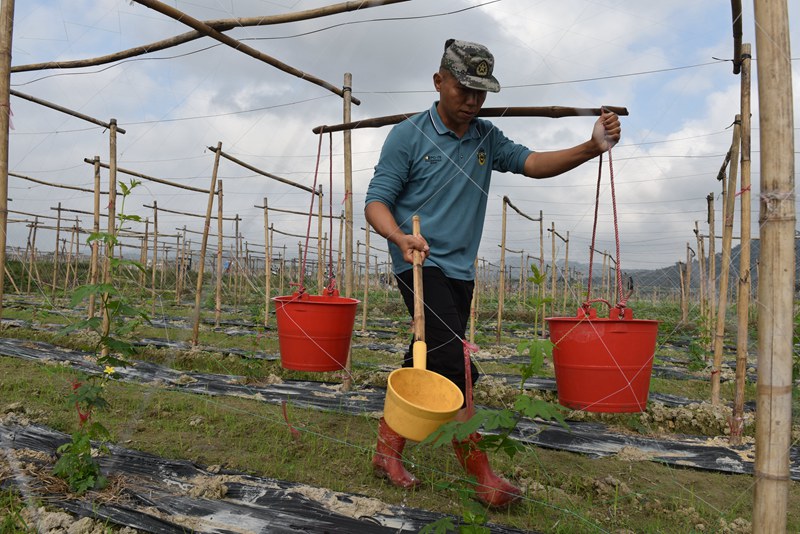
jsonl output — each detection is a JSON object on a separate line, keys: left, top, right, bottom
{"left": 1, "top": 423, "right": 532, "bottom": 534}
{"left": 0, "top": 337, "right": 796, "bottom": 482}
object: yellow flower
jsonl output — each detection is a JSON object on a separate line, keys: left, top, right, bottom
{"left": 104, "top": 365, "right": 115, "bottom": 375}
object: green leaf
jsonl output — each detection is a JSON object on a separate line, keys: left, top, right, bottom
{"left": 86, "top": 232, "right": 117, "bottom": 247}
{"left": 476, "top": 409, "right": 517, "bottom": 432}
{"left": 514, "top": 396, "right": 569, "bottom": 429}
{"left": 100, "top": 336, "right": 137, "bottom": 358}
{"left": 419, "top": 517, "right": 456, "bottom": 534}
{"left": 69, "top": 283, "right": 118, "bottom": 306}
{"left": 109, "top": 257, "right": 146, "bottom": 272}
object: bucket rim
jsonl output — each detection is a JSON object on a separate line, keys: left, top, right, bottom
{"left": 545, "top": 316, "right": 659, "bottom": 325}
{"left": 387, "top": 368, "right": 464, "bottom": 415}
{"left": 273, "top": 294, "right": 360, "bottom": 305}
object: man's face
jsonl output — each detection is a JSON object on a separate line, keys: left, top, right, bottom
{"left": 434, "top": 69, "right": 487, "bottom": 130}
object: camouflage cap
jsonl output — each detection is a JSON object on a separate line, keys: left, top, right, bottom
{"left": 440, "top": 39, "right": 500, "bottom": 93}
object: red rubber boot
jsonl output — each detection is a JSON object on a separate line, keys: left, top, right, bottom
{"left": 452, "top": 433, "right": 522, "bottom": 507}
{"left": 372, "top": 417, "right": 420, "bottom": 489}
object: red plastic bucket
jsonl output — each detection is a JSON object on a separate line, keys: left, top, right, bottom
{"left": 273, "top": 293, "right": 359, "bottom": 372}
{"left": 546, "top": 308, "right": 658, "bottom": 413}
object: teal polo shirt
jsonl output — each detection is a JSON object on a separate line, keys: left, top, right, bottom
{"left": 365, "top": 102, "right": 532, "bottom": 280}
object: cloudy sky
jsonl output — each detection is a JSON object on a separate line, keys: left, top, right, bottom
{"left": 7, "top": 0, "right": 800, "bottom": 278}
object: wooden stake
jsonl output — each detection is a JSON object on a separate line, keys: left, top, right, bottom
{"left": 711, "top": 116, "right": 741, "bottom": 405}
{"left": 101, "top": 119, "right": 119, "bottom": 359}
{"left": 360, "top": 224, "right": 371, "bottom": 332}
{"left": 731, "top": 43, "right": 752, "bottom": 445}
{"left": 342, "top": 73, "right": 354, "bottom": 392}
{"left": 192, "top": 142, "right": 222, "bottom": 347}
{"left": 753, "top": 2, "right": 794, "bottom": 528}
{"left": 497, "top": 198, "right": 508, "bottom": 342}
{"left": 151, "top": 200, "right": 158, "bottom": 316}
{"left": 51, "top": 202, "right": 62, "bottom": 295}
{"left": 87, "top": 157, "right": 101, "bottom": 318}
{"left": 562, "top": 231, "right": 570, "bottom": 313}
{"left": 263, "top": 197, "right": 270, "bottom": 326}
{"left": 317, "top": 187, "right": 324, "bottom": 292}
{"left": 215, "top": 181, "right": 223, "bottom": 327}
{"left": 707, "top": 192, "right": 716, "bottom": 337}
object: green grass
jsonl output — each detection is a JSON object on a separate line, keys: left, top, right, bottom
{"left": 1, "top": 353, "right": 797, "bottom": 533}
{"left": 0, "top": 286, "right": 797, "bottom": 532}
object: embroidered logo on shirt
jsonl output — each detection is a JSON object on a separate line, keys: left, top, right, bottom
{"left": 424, "top": 154, "right": 442, "bottom": 164}
{"left": 477, "top": 148, "right": 487, "bottom": 166}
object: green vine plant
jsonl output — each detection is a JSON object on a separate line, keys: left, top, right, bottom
{"left": 53, "top": 179, "right": 150, "bottom": 494}
{"left": 419, "top": 263, "right": 567, "bottom": 528}
{"left": 515, "top": 263, "right": 554, "bottom": 387}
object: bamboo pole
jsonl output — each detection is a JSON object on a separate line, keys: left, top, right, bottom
{"left": 684, "top": 243, "right": 693, "bottom": 323}
{"left": 176, "top": 227, "right": 187, "bottom": 304}
{"left": 51, "top": 202, "right": 62, "bottom": 295}
{"left": 24, "top": 220, "right": 33, "bottom": 293}
{"left": 539, "top": 211, "right": 544, "bottom": 329}
{"left": 215, "top": 183, "right": 224, "bottom": 327}
{"left": 562, "top": 232, "right": 570, "bottom": 313}
{"left": 336, "top": 214, "right": 344, "bottom": 284}
{"left": 752, "top": 1, "right": 794, "bottom": 528}
{"left": 361, "top": 224, "right": 371, "bottom": 332}
{"left": 131, "top": 0, "right": 359, "bottom": 103}
{"left": 9, "top": 172, "right": 108, "bottom": 194}
{"left": 469, "top": 257, "right": 478, "bottom": 343}
{"left": 711, "top": 117, "right": 741, "bottom": 405}
{"left": 234, "top": 214, "right": 240, "bottom": 307}
{"left": 87, "top": 159, "right": 208, "bottom": 194}
{"left": 13, "top": 0, "right": 406, "bottom": 77}
{"left": 0, "top": 0, "right": 18, "bottom": 321}
{"left": 192, "top": 142, "right": 222, "bottom": 347}
{"left": 63, "top": 218, "right": 76, "bottom": 290}
{"left": 100, "top": 119, "right": 120, "bottom": 359}
{"left": 151, "top": 201, "right": 158, "bottom": 316}
{"left": 313, "top": 106, "right": 629, "bottom": 134}
{"left": 263, "top": 198, "right": 270, "bottom": 326}
{"left": 3, "top": 265, "right": 17, "bottom": 294}
{"left": 550, "top": 222, "right": 556, "bottom": 317}
{"left": 342, "top": 72, "right": 354, "bottom": 392}
{"left": 707, "top": 192, "right": 716, "bottom": 335}
{"left": 694, "top": 222, "right": 707, "bottom": 320}
{"left": 317, "top": 187, "right": 324, "bottom": 292}
{"left": 731, "top": 43, "right": 752, "bottom": 445}
{"left": 173, "top": 234, "right": 180, "bottom": 299}
{"left": 497, "top": 198, "right": 508, "bottom": 342}
{"left": 88, "top": 158, "right": 101, "bottom": 318}
{"left": 10, "top": 91, "right": 126, "bottom": 134}
{"left": 28, "top": 218, "right": 40, "bottom": 292}
{"left": 140, "top": 218, "right": 149, "bottom": 287}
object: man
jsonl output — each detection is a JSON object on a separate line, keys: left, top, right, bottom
{"left": 365, "top": 39, "right": 620, "bottom": 507}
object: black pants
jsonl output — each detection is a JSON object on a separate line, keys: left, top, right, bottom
{"left": 396, "top": 267, "right": 478, "bottom": 398}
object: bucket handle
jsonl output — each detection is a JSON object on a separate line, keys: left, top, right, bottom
{"left": 411, "top": 215, "right": 426, "bottom": 370}
{"left": 578, "top": 300, "right": 634, "bottom": 320}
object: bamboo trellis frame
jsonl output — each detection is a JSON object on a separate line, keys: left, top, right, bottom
{"left": 130, "top": 0, "right": 360, "bottom": 104}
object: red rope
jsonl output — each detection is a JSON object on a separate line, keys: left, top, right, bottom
{"left": 299, "top": 132, "right": 325, "bottom": 293}
{"left": 584, "top": 153, "right": 604, "bottom": 306}
{"left": 583, "top": 146, "right": 628, "bottom": 311}
{"left": 462, "top": 340, "right": 478, "bottom": 418}
{"left": 607, "top": 149, "right": 627, "bottom": 308}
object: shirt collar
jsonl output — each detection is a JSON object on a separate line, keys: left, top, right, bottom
{"left": 428, "top": 101, "right": 480, "bottom": 139}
